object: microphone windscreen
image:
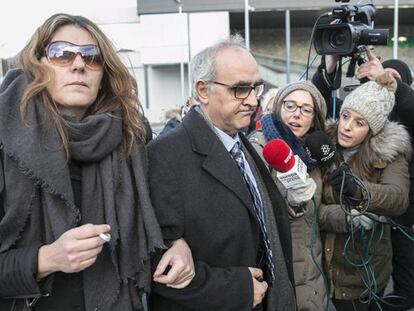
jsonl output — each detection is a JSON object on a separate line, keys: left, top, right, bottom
{"left": 304, "top": 131, "right": 336, "bottom": 168}
{"left": 262, "top": 139, "right": 295, "bottom": 173}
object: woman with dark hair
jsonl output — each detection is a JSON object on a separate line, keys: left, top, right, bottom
{"left": 0, "top": 13, "right": 193, "bottom": 311}
{"left": 320, "top": 72, "right": 411, "bottom": 310}
{"left": 249, "top": 81, "right": 328, "bottom": 310}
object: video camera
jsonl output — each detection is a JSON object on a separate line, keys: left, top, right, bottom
{"left": 313, "top": 0, "right": 388, "bottom": 56}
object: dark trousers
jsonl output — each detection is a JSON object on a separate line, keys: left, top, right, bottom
{"left": 381, "top": 228, "right": 414, "bottom": 311}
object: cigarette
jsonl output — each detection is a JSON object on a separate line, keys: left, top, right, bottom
{"left": 99, "top": 233, "right": 111, "bottom": 242}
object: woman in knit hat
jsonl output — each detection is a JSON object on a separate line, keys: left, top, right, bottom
{"left": 320, "top": 72, "right": 411, "bottom": 310}
{"left": 249, "top": 80, "right": 328, "bottom": 311}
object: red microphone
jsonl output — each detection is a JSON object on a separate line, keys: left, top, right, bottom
{"left": 263, "top": 139, "right": 295, "bottom": 172}
{"left": 263, "top": 139, "right": 307, "bottom": 189}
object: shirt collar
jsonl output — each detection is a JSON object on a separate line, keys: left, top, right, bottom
{"left": 214, "top": 126, "right": 241, "bottom": 152}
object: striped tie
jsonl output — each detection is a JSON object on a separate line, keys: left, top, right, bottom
{"left": 230, "top": 142, "right": 275, "bottom": 284}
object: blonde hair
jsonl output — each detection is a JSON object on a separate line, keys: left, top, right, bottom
{"left": 164, "top": 107, "right": 182, "bottom": 122}
{"left": 261, "top": 88, "right": 279, "bottom": 113}
{"left": 16, "top": 13, "right": 146, "bottom": 156}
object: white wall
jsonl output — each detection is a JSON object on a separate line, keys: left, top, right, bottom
{"left": 145, "top": 65, "right": 189, "bottom": 122}
{"left": 137, "top": 11, "right": 229, "bottom": 65}
{"left": 189, "top": 12, "right": 230, "bottom": 57}
{"left": 139, "top": 14, "right": 189, "bottom": 65}
{"left": 115, "top": 11, "right": 230, "bottom": 123}
{"left": 125, "top": 63, "right": 189, "bottom": 123}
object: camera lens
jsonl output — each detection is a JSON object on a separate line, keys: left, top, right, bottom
{"left": 330, "top": 31, "right": 347, "bottom": 48}
{"left": 314, "top": 23, "right": 355, "bottom": 55}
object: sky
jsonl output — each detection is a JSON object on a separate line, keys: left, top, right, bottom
{"left": 0, "top": 0, "right": 140, "bottom": 58}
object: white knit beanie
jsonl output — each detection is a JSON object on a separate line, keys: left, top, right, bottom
{"left": 340, "top": 72, "right": 397, "bottom": 135}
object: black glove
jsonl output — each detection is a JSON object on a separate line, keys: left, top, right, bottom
{"left": 327, "top": 164, "right": 358, "bottom": 198}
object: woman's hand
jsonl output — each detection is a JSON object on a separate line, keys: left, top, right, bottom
{"left": 37, "top": 223, "right": 111, "bottom": 279}
{"left": 327, "top": 165, "right": 358, "bottom": 198}
{"left": 286, "top": 174, "right": 316, "bottom": 205}
{"left": 153, "top": 238, "right": 195, "bottom": 289}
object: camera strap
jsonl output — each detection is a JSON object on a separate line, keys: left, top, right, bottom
{"left": 346, "top": 54, "right": 370, "bottom": 84}
{"left": 321, "top": 55, "right": 342, "bottom": 90}
{"left": 346, "top": 56, "right": 358, "bottom": 78}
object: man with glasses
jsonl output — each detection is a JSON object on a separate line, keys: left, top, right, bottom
{"left": 148, "top": 35, "right": 296, "bottom": 311}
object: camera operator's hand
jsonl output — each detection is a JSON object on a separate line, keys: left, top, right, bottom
{"left": 327, "top": 165, "right": 357, "bottom": 198}
{"left": 325, "top": 55, "right": 340, "bottom": 74}
{"left": 356, "top": 48, "right": 385, "bottom": 81}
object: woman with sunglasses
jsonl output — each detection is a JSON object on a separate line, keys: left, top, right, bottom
{"left": 319, "top": 73, "right": 411, "bottom": 311}
{"left": 0, "top": 13, "right": 194, "bottom": 311}
{"left": 249, "top": 81, "right": 328, "bottom": 310}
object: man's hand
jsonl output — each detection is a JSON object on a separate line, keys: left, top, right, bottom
{"left": 37, "top": 224, "right": 110, "bottom": 279}
{"left": 248, "top": 267, "right": 268, "bottom": 308}
{"left": 356, "top": 48, "right": 385, "bottom": 81}
{"left": 153, "top": 238, "right": 195, "bottom": 289}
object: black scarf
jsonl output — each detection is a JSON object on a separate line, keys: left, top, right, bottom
{"left": 0, "top": 69, "right": 164, "bottom": 310}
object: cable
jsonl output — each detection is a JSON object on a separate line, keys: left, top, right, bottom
{"left": 342, "top": 218, "right": 386, "bottom": 307}
{"left": 332, "top": 166, "right": 414, "bottom": 308}
{"left": 305, "top": 12, "right": 331, "bottom": 81}
{"left": 337, "top": 169, "right": 371, "bottom": 216}
{"left": 332, "top": 168, "right": 393, "bottom": 307}
{"left": 299, "top": 54, "right": 319, "bottom": 81}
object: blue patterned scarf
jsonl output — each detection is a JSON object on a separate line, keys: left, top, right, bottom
{"left": 261, "top": 113, "right": 316, "bottom": 171}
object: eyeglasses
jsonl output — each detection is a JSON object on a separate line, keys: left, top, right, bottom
{"left": 45, "top": 41, "right": 103, "bottom": 70}
{"left": 283, "top": 100, "right": 315, "bottom": 117}
{"left": 212, "top": 81, "right": 265, "bottom": 99}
